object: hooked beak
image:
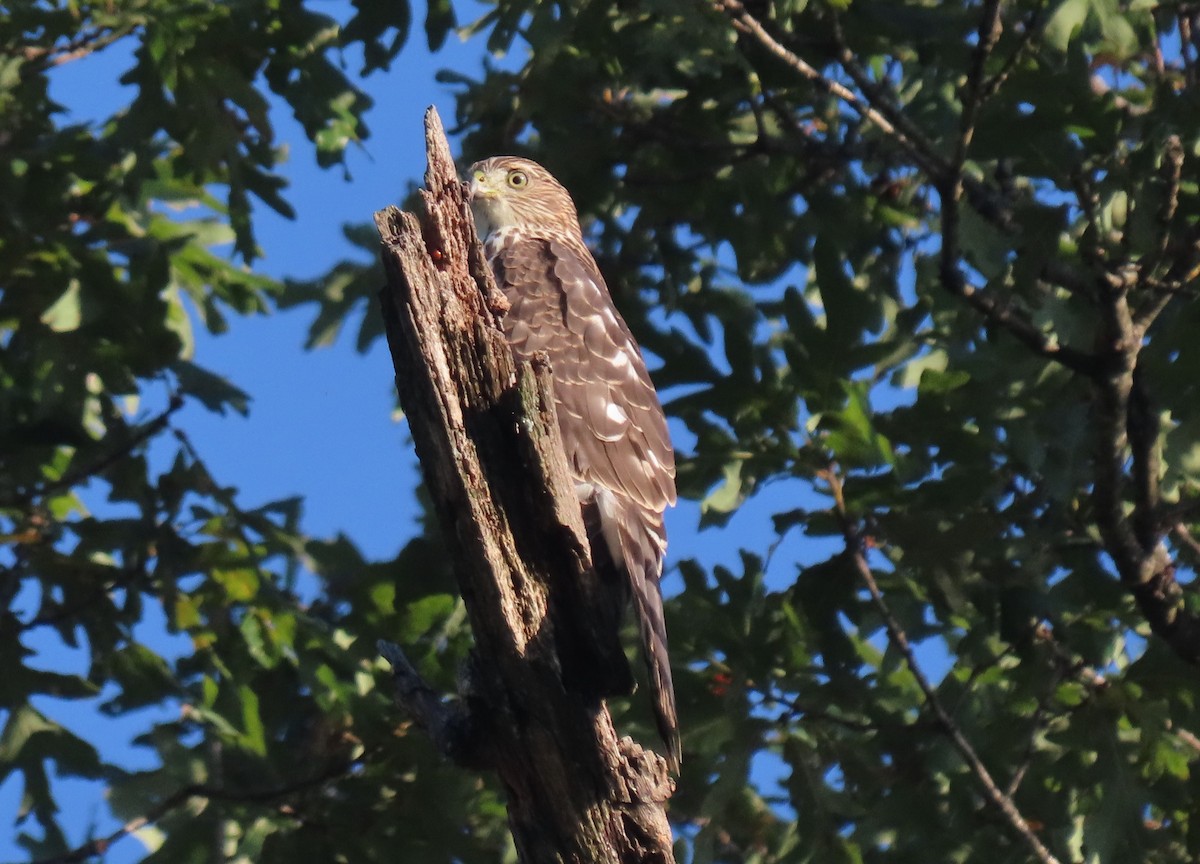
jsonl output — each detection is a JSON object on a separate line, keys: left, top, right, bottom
{"left": 468, "top": 174, "right": 498, "bottom": 202}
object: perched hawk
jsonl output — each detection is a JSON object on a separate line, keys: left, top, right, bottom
{"left": 468, "top": 156, "right": 679, "bottom": 768}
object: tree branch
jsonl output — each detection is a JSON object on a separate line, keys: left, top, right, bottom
{"left": 4, "top": 394, "right": 184, "bottom": 508}
{"left": 1135, "top": 138, "right": 1196, "bottom": 332}
{"left": 936, "top": 227, "right": 1100, "bottom": 374}
{"left": 713, "top": 0, "right": 947, "bottom": 180}
{"left": 378, "top": 640, "right": 488, "bottom": 768}
{"left": 29, "top": 762, "right": 357, "bottom": 864}
{"left": 373, "top": 106, "right": 674, "bottom": 863}
{"left": 17, "top": 25, "right": 136, "bottom": 71}
{"left": 1091, "top": 277, "right": 1200, "bottom": 661}
{"left": 956, "top": 0, "right": 1004, "bottom": 173}
{"left": 820, "top": 467, "right": 1062, "bottom": 864}
{"left": 714, "top": 0, "right": 1099, "bottom": 375}
{"left": 979, "top": 2, "right": 1048, "bottom": 101}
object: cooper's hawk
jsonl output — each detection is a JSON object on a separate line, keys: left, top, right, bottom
{"left": 468, "top": 156, "right": 680, "bottom": 769}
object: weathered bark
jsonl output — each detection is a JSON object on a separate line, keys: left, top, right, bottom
{"left": 374, "top": 107, "right": 675, "bottom": 863}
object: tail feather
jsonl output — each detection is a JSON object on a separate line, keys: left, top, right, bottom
{"left": 607, "top": 494, "right": 680, "bottom": 771}
{"left": 629, "top": 565, "right": 680, "bottom": 771}
{"left": 580, "top": 484, "right": 679, "bottom": 770}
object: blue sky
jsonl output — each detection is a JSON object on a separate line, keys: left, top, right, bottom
{"left": 3, "top": 8, "right": 836, "bottom": 861}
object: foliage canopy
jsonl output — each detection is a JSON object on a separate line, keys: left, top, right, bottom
{"left": 4, "top": 1, "right": 1200, "bottom": 863}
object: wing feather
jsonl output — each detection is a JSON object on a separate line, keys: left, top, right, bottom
{"left": 485, "top": 223, "right": 680, "bottom": 769}
{"left": 488, "top": 229, "right": 675, "bottom": 512}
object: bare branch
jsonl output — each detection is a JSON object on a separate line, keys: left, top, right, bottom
{"left": 29, "top": 762, "right": 357, "bottom": 864}
{"left": 1172, "top": 522, "right": 1200, "bottom": 561}
{"left": 378, "top": 640, "right": 488, "bottom": 768}
{"left": 1135, "top": 142, "right": 1196, "bottom": 333}
{"left": 4, "top": 394, "right": 184, "bottom": 508}
{"left": 1128, "top": 364, "right": 1162, "bottom": 549}
{"left": 1091, "top": 279, "right": 1200, "bottom": 661}
{"left": 955, "top": 0, "right": 1004, "bottom": 172}
{"left": 712, "top": 0, "right": 946, "bottom": 179}
{"left": 16, "top": 25, "right": 136, "bottom": 70}
{"left": 1147, "top": 135, "right": 1182, "bottom": 275}
{"left": 1069, "top": 167, "right": 1107, "bottom": 267}
{"left": 939, "top": 238, "right": 1100, "bottom": 374}
{"left": 979, "top": 2, "right": 1048, "bottom": 100}
{"left": 821, "top": 467, "right": 1063, "bottom": 864}
{"left": 1177, "top": 725, "right": 1200, "bottom": 754}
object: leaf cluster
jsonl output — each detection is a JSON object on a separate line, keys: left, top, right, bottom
{"left": 1, "top": 3, "right": 507, "bottom": 861}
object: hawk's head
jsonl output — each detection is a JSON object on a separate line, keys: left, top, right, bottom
{"left": 468, "top": 156, "right": 580, "bottom": 238}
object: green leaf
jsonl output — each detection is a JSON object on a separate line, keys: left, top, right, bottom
{"left": 822, "top": 382, "right": 896, "bottom": 469}
{"left": 1043, "top": 0, "right": 1090, "bottom": 51}
{"left": 103, "top": 643, "right": 179, "bottom": 714}
{"left": 170, "top": 360, "right": 251, "bottom": 415}
{"left": 425, "top": 0, "right": 457, "bottom": 51}
{"left": 39, "top": 281, "right": 82, "bottom": 332}
{"left": 701, "top": 460, "right": 745, "bottom": 526}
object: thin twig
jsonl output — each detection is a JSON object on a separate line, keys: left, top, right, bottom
{"left": 1149, "top": 136, "right": 1183, "bottom": 274}
{"left": 714, "top": 0, "right": 1098, "bottom": 375}
{"left": 1172, "top": 522, "right": 1200, "bottom": 561}
{"left": 18, "top": 25, "right": 136, "bottom": 70}
{"left": 979, "top": 1, "right": 1048, "bottom": 100}
{"left": 938, "top": 0, "right": 1003, "bottom": 325}
{"left": 29, "top": 761, "right": 357, "bottom": 864}
{"left": 1176, "top": 726, "right": 1200, "bottom": 754}
{"left": 1135, "top": 138, "right": 1193, "bottom": 331}
{"left": 1069, "top": 167, "right": 1105, "bottom": 268}
{"left": 820, "top": 466, "right": 1062, "bottom": 864}
{"left": 1128, "top": 363, "right": 1162, "bottom": 549}
{"left": 713, "top": 0, "right": 947, "bottom": 176}
{"left": 1180, "top": 13, "right": 1197, "bottom": 88}
{"left": 955, "top": 0, "right": 1004, "bottom": 172}
{"left": 5, "top": 395, "right": 184, "bottom": 508}
{"left": 827, "top": 15, "right": 955, "bottom": 179}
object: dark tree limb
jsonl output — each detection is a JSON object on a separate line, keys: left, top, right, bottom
{"left": 727, "top": 0, "right": 1200, "bottom": 660}
{"left": 820, "top": 467, "right": 1062, "bottom": 864}
{"left": 1091, "top": 278, "right": 1200, "bottom": 661}
{"left": 715, "top": 0, "right": 1100, "bottom": 376}
{"left": 378, "top": 640, "right": 488, "bottom": 768}
{"left": 28, "top": 761, "right": 357, "bottom": 864}
{"left": 373, "top": 107, "right": 674, "bottom": 864}
{"left": 955, "top": 0, "right": 1003, "bottom": 172}
{"left": 14, "top": 24, "right": 136, "bottom": 70}
{"left": 3, "top": 393, "right": 184, "bottom": 509}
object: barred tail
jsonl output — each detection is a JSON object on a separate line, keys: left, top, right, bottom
{"left": 629, "top": 560, "right": 680, "bottom": 772}
{"left": 602, "top": 492, "right": 680, "bottom": 772}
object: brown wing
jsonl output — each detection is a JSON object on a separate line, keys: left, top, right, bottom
{"left": 489, "top": 227, "right": 680, "bottom": 768}
{"left": 489, "top": 228, "right": 676, "bottom": 511}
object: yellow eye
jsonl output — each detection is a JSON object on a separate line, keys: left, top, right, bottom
{"left": 473, "top": 170, "right": 486, "bottom": 183}
{"left": 507, "top": 170, "right": 528, "bottom": 188}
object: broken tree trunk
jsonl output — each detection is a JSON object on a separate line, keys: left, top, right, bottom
{"left": 373, "top": 107, "right": 675, "bottom": 864}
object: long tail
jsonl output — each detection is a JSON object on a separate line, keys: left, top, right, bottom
{"left": 629, "top": 559, "right": 680, "bottom": 771}
{"left": 610, "top": 497, "right": 680, "bottom": 772}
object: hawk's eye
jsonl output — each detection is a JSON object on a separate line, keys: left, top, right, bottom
{"left": 507, "top": 170, "right": 529, "bottom": 189}
{"left": 473, "top": 170, "right": 486, "bottom": 184}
